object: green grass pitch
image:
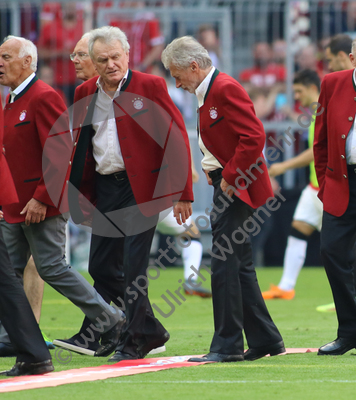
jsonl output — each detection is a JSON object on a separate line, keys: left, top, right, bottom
{"left": 1, "top": 266, "right": 356, "bottom": 399}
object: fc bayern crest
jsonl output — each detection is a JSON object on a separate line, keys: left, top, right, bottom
{"left": 133, "top": 98, "right": 144, "bottom": 110}
{"left": 209, "top": 107, "right": 218, "bottom": 119}
{"left": 19, "top": 110, "right": 27, "bottom": 121}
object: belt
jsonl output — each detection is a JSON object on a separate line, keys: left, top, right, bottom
{"left": 347, "top": 164, "right": 356, "bottom": 174}
{"left": 109, "top": 170, "right": 127, "bottom": 181}
{"left": 208, "top": 168, "right": 223, "bottom": 179}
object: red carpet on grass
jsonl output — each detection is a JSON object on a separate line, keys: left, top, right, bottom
{"left": 0, "top": 356, "right": 208, "bottom": 393}
{"left": 0, "top": 349, "right": 318, "bottom": 393}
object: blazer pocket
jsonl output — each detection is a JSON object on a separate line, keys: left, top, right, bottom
{"left": 326, "top": 166, "right": 333, "bottom": 172}
{"left": 151, "top": 164, "right": 168, "bottom": 174}
{"left": 14, "top": 121, "right": 31, "bottom": 127}
{"left": 209, "top": 116, "right": 224, "bottom": 128}
{"left": 24, "top": 177, "right": 40, "bottom": 183}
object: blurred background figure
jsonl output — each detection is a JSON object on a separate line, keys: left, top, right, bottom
{"left": 239, "top": 42, "right": 286, "bottom": 91}
{"left": 262, "top": 70, "right": 321, "bottom": 300}
{"left": 324, "top": 34, "right": 353, "bottom": 72}
{"left": 197, "top": 24, "right": 221, "bottom": 69}
{"left": 37, "top": 64, "right": 67, "bottom": 106}
{"left": 108, "top": 1, "right": 165, "bottom": 73}
{"left": 37, "top": 2, "right": 84, "bottom": 104}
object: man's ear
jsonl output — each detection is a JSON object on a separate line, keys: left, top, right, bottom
{"left": 22, "top": 55, "right": 32, "bottom": 69}
{"left": 190, "top": 61, "right": 199, "bottom": 72}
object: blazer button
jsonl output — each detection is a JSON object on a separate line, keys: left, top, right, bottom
{"left": 343, "top": 174, "right": 347, "bottom": 178}
{"left": 69, "top": 161, "right": 72, "bottom": 165}
{"left": 79, "top": 124, "right": 82, "bottom": 128}
{"left": 349, "top": 116, "right": 354, "bottom": 121}
{"left": 341, "top": 155, "right": 345, "bottom": 159}
{"left": 342, "top": 134, "right": 346, "bottom": 139}
{"left": 354, "top": 97, "right": 356, "bottom": 101}
{"left": 74, "top": 142, "right": 77, "bottom": 146}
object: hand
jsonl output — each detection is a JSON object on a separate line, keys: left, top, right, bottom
{"left": 268, "top": 162, "right": 287, "bottom": 178}
{"left": 192, "top": 168, "right": 200, "bottom": 184}
{"left": 0, "top": 210, "right": 3, "bottom": 220}
{"left": 203, "top": 170, "right": 212, "bottom": 185}
{"left": 269, "top": 176, "right": 280, "bottom": 193}
{"left": 20, "top": 198, "right": 47, "bottom": 226}
{"left": 220, "top": 178, "right": 235, "bottom": 198}
{"left": 173, "top": 200, "right": 192, "bottom": 225}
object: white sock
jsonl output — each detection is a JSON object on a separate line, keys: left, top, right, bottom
{"left": 182, "top": 240, "right": 203, "bottom": 281}
{"left": 278, "top": 235, "right": 308, "bottom": 291}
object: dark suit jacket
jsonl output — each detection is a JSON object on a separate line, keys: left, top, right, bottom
{"left": 69, "top": 70, "right": 194, "bottom": 222}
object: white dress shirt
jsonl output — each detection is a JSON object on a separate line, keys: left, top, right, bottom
{"left": 9, "top": 72, "right": 36, "bottom": 103}
{"left": 345, "top": 69, "right": 356, "bottom": 164}
{"left": 92, "top": 71, "right": 128, "bottom": 174}
{"left": 195, "top": 67, "right": 223, "bottom": 172}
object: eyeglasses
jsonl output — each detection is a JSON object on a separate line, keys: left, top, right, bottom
{"left": 70, "top": 52, "right": 89, "bottom": 61}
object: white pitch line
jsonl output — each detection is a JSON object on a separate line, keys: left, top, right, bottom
{"left": 102, "top": 380, "right": 356, "bottom": 384}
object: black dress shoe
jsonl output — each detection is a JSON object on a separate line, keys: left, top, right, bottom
{"left": 0, "top": 359, "right": 54, "bottom": 376}
{"left": 137, "top": 331, "right": 170, "bottom": 358}
{"left": 0, "top": 343, "right": 16, "bottom": 357}
{"left": 244, "top": 341, "right": 286, "bottom": 361}
{"left": 95, "top": 311, "right": 126, "bottom": 357}
{"left": 318, "top": 337, "right": 356, "bottom": 355}
{"left": 107, "top": 350, "right": 139, "bottom": 363}
{"left": 188, "top": 352, "right": 244, "bottom": 362}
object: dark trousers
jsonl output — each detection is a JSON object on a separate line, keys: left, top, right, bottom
{"left": 209, "top": 173, "right": 283, "bottom": 355}
{"left": 0, "top": 226, "right": 50, "bottom": 363}
{"left": 321, "top": 165, "right": 356, "bottom": 338}
{"left": 79, "top": 172, "right": 167, "bottom": 356}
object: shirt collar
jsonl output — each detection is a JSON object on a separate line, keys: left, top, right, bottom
{"left": 353, "top": 68, "right": 356, "bottom": 86}
{"left": 96, "top": 69, "right": 129, "bottom": 97}
{"left": 195, "top": 66, "right": 215, "bottom": 107}
{"left": 9, "top": 72, "right": 36, "bottom": 101}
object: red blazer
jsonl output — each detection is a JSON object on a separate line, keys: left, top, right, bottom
{"left": 0, "top": 105, "right": 18, "bottom": 206}
{"left": 314, "top": 69, "right": 356, "bottom": 217}
{"left": 2, "top": 76, "right": 70, "bottom": 223}
{"left": 69, "top": 70, "right": 193, "bottom": 222}
{"left": 199, "top": 70, "right": 273, "bottom": 209}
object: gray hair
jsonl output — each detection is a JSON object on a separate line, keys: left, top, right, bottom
{"left": 88, "top": 26, "right": 130, "bottom": 58}
{"left": 81, "top": 32, "right": 91, "bottom": 41}
{"left": 352, "top": 38, "right": 356, "bottom": 55}
{"left": 3, "top": 35, "right": 37, "bottom": 72}
{"left": 161, "top": 36, "right": 212, "bottom": 70}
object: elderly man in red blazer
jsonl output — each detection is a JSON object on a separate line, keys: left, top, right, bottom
{"left": 0, "top": 35, "right": 126, "bottom": 358}
{"left": 0, "top": 105, "right": 53, "bottom": 376}
{"left": 65, "top": 26, "right": 193, "bottom": 362}
{"left": 314, "top": 39, "right": 356, "bottom": 356}
{"left": 162, "top": 36, "right": 284, "bottom": 362}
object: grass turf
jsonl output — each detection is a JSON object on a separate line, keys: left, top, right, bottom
{"left": 1, "top": 266, "right": 356, "bottom": 399}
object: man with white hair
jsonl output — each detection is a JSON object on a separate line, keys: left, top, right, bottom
{"left": 0, "top": 35, "right": 126, "bottom": 360}
{"left": 162, "top": 36, "right": 284, "bottom": 362}
{"left": 65, "top": 26, "right": 193, "bottom": 362}
{"left": 71, "top": 33, "right": 97, "bottom": 82}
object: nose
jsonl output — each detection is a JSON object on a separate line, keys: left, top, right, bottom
{"left": 175, "top": 80, "right": 181, "bottom": 88}
{"left": 107, "top": 58, "right": 115, "bottom": 69}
